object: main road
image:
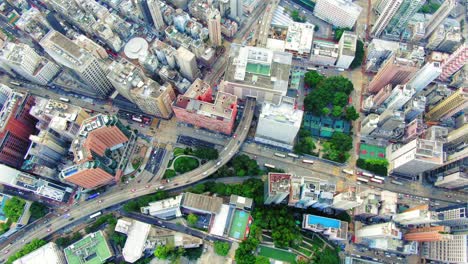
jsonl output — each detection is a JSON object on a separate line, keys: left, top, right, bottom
{"left": 0, "top": 98, "right": 256, "bottom": 258}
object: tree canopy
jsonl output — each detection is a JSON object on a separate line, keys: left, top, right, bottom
{"left": 356, "top": 158, "right": 389, "bottom": 176}
{"left": 294, "top": 136, "right": 316, "bottom": 155}
{"left": 304, "top": 70, "right": 324, "bottom": 88}
{"left": 189, "top": 179, "right": 265, "bottom": 204}
{"left": 123, "top": 191, "right": 169, "bottom": 212}
{"left": 344, "top": 106, "right": 360, "bottom": 121}
{"left": 419, "top": 1, "right": 441, "bottom": 14}
{"left": 350, "top": 40, "right": 364, "bottom": 69}
{"left": 193, "top": 147, "right": 219, "bottom": 160}
{"left": 214, "top": 241, "right": 231, "bottom": 256}
{"left": 290, "top": 10, "right": 306, "bottom": 22}
{"left": 187, "top": 213, "right": 198, "bottom": 226}
{"left": 29, "top": 202, "right": 48, "bottom": 219}
{"left": 7, "top": 239, "right": 47, "bottom": 264}
{"left": 333, "top": 27, "right": 352, "bottom": 41}
{"left": 322, "top": 132, "right": 353, "bottom": 163}
{"left": 304, "top": 75, "right": 354, "bottom": 115}
{"left": 253, "top": 207, "right": 302, "bottom": 248}
{"left": 4, "top": 197, "right": 26, "bottom": 222}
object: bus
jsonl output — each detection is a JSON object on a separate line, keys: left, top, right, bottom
{"left": 59, "top": 97, "right": 70, "bottom": 102}
{"left": 9, "top": 81, "right": 20, "bottom": 86}
{"left": 370, "top": 178, "right": 383, "bottom": 184}
{"left": 307, "top": 67, "right": 318, "bottom": 71}
{"left": 302, "top": 159, "right": 314, "bottom": 164}
{"left": 357, "top": 177, "right": 369, "bottom": 183}
{"left": 361, "top": 172, "right": 373, "bottom": 178}
{"left": 86, "top": 192, "right": 100, "bottom": 201}
{"left": 373, "top": 176, "right": 386, "bottom": 181}
{"left": 89, "top": 211, "right": 102, "bottom": 219}
{"left": 288, "top": 153, "right": 299, "bottom": 158}
{"left": 343, "top": 169, "right": 354, "bottom": 175}
{"left": 132, "top": 116, "right": 142, "bottom": 123}
{"left": 274, "top": 153, "right": 286, "bottom": 158}
{"left": 391, "top": 180, "right": 403, "bottom": 185}
{"left": 264, "top": 163, "right": 276, "bottom": 169}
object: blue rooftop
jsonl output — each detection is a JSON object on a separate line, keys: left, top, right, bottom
{"left": 307, "top": 215, "right": 340, "bottom": 229}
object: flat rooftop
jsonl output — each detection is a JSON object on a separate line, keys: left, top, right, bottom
{"left": 40, "top": 30, "right": 88, "bottom": 65}
{"left": 306, "top": 214, "right": 341, "bottom": 229}
{"left": 260, "top": 97, "right": 303, "bottom": 127}
{"left": 284, "top": 23, "right": 314, "bottom": 54}
{"left": 341, "top": 32, "right": 357, "bottom": 56}
{"left": 182, "top": 192, "right": 223, "bottom": 214}
{"left": 268, "top": 173, "right": 291, "bottom": 195}
{"left": 64, "top": 231, "right": 113, "bottom": 264}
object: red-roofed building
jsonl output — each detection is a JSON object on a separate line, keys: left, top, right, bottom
{"left": 264, "top": 173, "right": 292, "bottom": 205}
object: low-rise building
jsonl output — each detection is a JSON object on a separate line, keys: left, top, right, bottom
{"left": 115, "top": 219, "right": 151, "bottom": 263}
{"left": 356, "top": 222, "right": 402, "bottom": 240}
{"left": 141, "top": 194, "right": 183, "bottom": 219}
{"left": 302, "top": 214, "right": 348, "bottom": 241}
{"left": 12, "top": 242, "right": 66, "bottom": 264}
{"left": 393, "top": 205, "right": 438, "bottom": 225}
{"left": 336, "top": 31, "right": 357, "bottom": 69}
{"left": 309, "top": 40, "right": 339, "bottom": 67}
{"left": 64, "top": 231, "right": 114, "bottom": 264}
{"left": 284, "top": 23, "right": 314, "bottom": 59}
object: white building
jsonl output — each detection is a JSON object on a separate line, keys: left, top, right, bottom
{"left": 115, "top": 219, "right": 151, "bottom": 263}
{"left": 314, "top": 0, "right": 362, "bottom": 28}
{"left": 435, "top": 171, "right": 468, "bottom": 189}
{"left": 356, "top": 222, "right": 402, "bottom": 240}
{"left": 423, "top": 0, "right": 456, "bottom": 39}
{"left": 302, "top": 214, "right": 348, "bottom": 241}
{"left": 284, "top": 23, "right": 314, "bottom": 59}
{"left": 176, "top": 47, "right": 199, "bottom": 81}
{"left": 40, "top": 30, "right": 114, "bottom": 98}
{"left": 208, "top": 9, "right": 222, "bottom": 46}
{"left": 309, "top": 40, "right": 339, "bottom": 67}
{"left": 389, "top": 138, "right": 444, "bottom": 176}
{"left": 371, "top": 0, "right": 403, "bottom": 37}
{"left": 360, "top": 114, "right": 379, "bottom": 136}
{"left": 406, "top": 62, "right": 442, "bottom": 94}
{"left": 12, "top": 242, "right": 66, "bottom": 264}
{"left": 332, "top": 187, "right": 362, "bottom": 210}
{"left": 381, "top": 84, "right": 415, "bottom": 112}
{"left": 422, "top": 234, "right": 468, "bottom": 264}
{"left": 147, "top": 0, "right": 166, "bottom": 30}
{"left": 0, "top": 42, "right": 60, "bottom": 85}
{"left": 141, "top": 194, "right": 183, "bottom": 219}
{"left": 255, "top": 97, "right": 303, "bottom": 150}
{"left": 393, "top": 205, "right": 438, "bottom": 226}
{"left": 230, "top": 0, "right": 243, "bottom": 19}
{"left": 336, "top": 31, "right": 357, "bottom": 69}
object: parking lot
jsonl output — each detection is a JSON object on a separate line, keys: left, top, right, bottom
{"left": 177, "top": 135, "right": 216, "bottom": 149}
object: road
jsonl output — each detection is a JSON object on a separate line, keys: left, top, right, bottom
{"left": 256, "top": 0, "right": 279, "bottom": 47}
{"left": 0, "top": 98, "right": 256, "bottom": 258}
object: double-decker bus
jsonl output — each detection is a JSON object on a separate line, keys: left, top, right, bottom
{"left": 274, "top": 153, "right": 286, "bottom": 158}
{"left": 373, "top": 176, "right": 385, "bottom": 181}
{"left": 59, "top": 97, "right": 70, "bottom": 102}
{"left": 361, "top": 172, "right": 373, "bottom": 178}
{"left": 9, "top": 81, "right": 20, "bottom": 86}
{"left": 86, "top": 192, "right": 100, "bottom": 201}
{"left": 288, "top": 153, "right": 299, "bottom": 158}
{"left": 391, "top": 180, "right": 403, "bottom": 185}
{"left": 343, "top": 169, "right": 354, "bottom": 175}
{"left": 264, "top": 163, "right": 276, "bottom": 169}
{"left": 357, "top": 177, "right": 369, "bottom": 183}
{"left": 370, "top": 178, "right": 383, "bottom": 184}
{"left": 89, "top": 211, "right": 102, "bottom": 219}
{"left": 132, "top": 116, "right": 143, "bottom": 123}
{"left": 302, "top": 159, "right": 314, "bottom": 164}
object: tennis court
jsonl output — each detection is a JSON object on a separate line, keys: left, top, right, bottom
{"left": 228, "top": 210, "right": 250, "bottom": 240}
{"left": 258, "top": 245, "right": 297, "bottom": 263}
{"left": 359, "top": 144, "right": 386, "bottom": 160}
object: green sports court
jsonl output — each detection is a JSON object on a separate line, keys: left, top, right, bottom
{"left": 359, "top": 143, "right": 386, "bottom": 160}
{"left": 64, "top": 231, "right": 113, "bottom": 264}
{"left": 228, "top": 209, "right": 251, "bottom": 240}
{"left": 246, "top": 63, "right": 271, "bottom": 76}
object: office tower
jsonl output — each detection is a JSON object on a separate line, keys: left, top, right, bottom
{"left": 40, "top": 31, "right": 115, "bottom": 98}
{"left": 424, "top": 0, "right": 456, "bottom": 39}
{"left": 450, "top": 64, "right": 467, "bottom": 88}
{"left": 406, "top": 62, "right": 442, "bottom": 93}
{"left": 336, "top": 31, "right": 357, "bottom": 69}
{"left": 405, "top": 226, "right": 452, "bottom": 242}
{"left": 371, "top": 0, "right": 403, "bottom": 37}
{"left": 264, "top": 173, "right": 291, "bottom": 205}
{"left": 422, "top": 234, "right": 468, "bottom": 263}
{"left": 360, "top": 114, "right": 379, "bottom": 136}
{"left": 383, "top": 0, "right": 425, "bottom": 37}
{"left": 313, "top": 0, "right": 362, "bottom": 28}
{"left": 439, "top": 44, "right": 468, "bottom": 81}
{"left": 435, "top": 204, "right": 468, "bottom": 234}
{"left": 255, "top": 97, "right": 303, "bottom": 150}
{"left": 404, "top": 96, "right": 426, "bottom": 122}
{"left": 389, "top": 138, "right": 443, "bottom": 176}
{"left": 372, "top": 84, "right": 393, "bottom": 108}
{"left": 366, "top": 39, "right": 400, "bottom": 72}
{"left": 0, "top": 86, "right": 38, "bottom": 169}
{"left": 176, "top": 47, "right": 199, "bottom": 81}
{"left": 356, "top": 222, "right": 402, "bottom": 239}
{"left": 208, "top": 9, "right": 222, "bottom": 46}
{"left": 368, "top": 55, "right": 419, "bottom": 93}
{"left": 393, "top": 205, "right": 438, "bottom": 225}
{"left": 136, "top": 0, "right": 154, "bottom": 26}
{"left": 302, "top": 214, "right": 348, "bottom": 241}
{"left": 172, "top": 79, "right": 238, "bottom": 134}
{"left": 229, "top": 0, "right": 243, "bottom": 19}
{"left": 426, "top": 88, "right": 468, "bottom": 121}
{"left": 0, "top": 42, "right": 60, "bottom": 85}
{"left": 381, "top": 84, "right": 415, "bottom": 111}
{"left": 147, "top": 0, "right": 165, "bottom": 30}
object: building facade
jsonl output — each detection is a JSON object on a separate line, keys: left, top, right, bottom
{"left": 313, "top": 0, "right": 362, "bottom": 28}
{"left": 336, "top": 31, "right": 357, "bottom": 69}
{"left": 426, "top": 87, "right": 468, "bottom": 121}
{"left": 368, "top": 55, "right": 419, "bottom": 93}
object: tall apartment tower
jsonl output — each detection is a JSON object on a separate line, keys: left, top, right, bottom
{"left": 208, "top": 9, "right": 222, "bottom": 47}
{"left": 39, "top": 31, "right": 114, "bottom": 99}
{"left": 313, "top": 0, "right": 362, "bottom": 28}
{"left": 0, "top": 85, "right": 38, "bottom": 169}
{"left": 368, "top": 55, "right": 419, "bottom": 93}
{"left": 389, "top": 138, "right": 443, "bottom": 175}
{"left": 371, "top": 0, "right": 403, "bottom": 37}
{"left": 439, "top": 44, "right": 468, "bottom": 81}
{"left": 136, "top": 0, "right": 154, "bottom": 26}
{"left": 229, "top": 0, "right": 243, "bottom": 19}
{"left": 147, "top": 0, "right": 165, "bottom": 30}
{"left": 424, "top": 0, "right": 456, "bottom": 39}
{"left": 422, "top": 234, "right": 468, "bottom": 263}
{"left": 426, "top": 87, "right": 468, "bottom": 121}
{"left": 336, "top": 31, "right": 357, "bottom": 69}
{"left": 176, "top": 47, "right": 199, "bottom": 81}
{"left": 0, "top": 42, "right": 60, "bottom": 85}
{"left": 406, "top": 61, "right": 442, "bottom": 93}
{"left": 383, "top": 0, "right": 425, "bottom": 37}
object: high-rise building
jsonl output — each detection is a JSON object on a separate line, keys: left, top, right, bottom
{"left": 360, "top": 114, "right": 379, "bottom": 136}
{"left": 0, "top": 42, "right": 60, "bottom": 85}
{"left": 172, "top": 78, "right": 238, "bottom": 134}
{"left": 332, "top": 186, "right": 362, "bottom": 210}
{"left": 437, "top": 27, "right": 463, "bottom": 53}
{"left": 389, "top": 138, "right": 444, "bottom": 176}
{"left": 356, "top": 222, "right": 402, "bottom": 239}
{"left": 264, "top": 173, "right": 291, "bottom": 205}
{"left": 229, "top": 0, "right": 243, "bottom": 19}
{"left": 147, "top": 0, "right": 165, "bottom": 30}
{"left": 40, "top": 30, "right": 115, "bottom": 98}
{"left": 435, "top": 170, "right": 468, "bottom": 190}
{"left": 336, "top": 31, "right": 357, "bottom": 69}
{"left": 207, "top": 9, "right": 222, "bottom": 46}
{"left": 371, "top": 0, "right": 403, "bottom": 37}
{"left": 313, "top": 0, "right": 362, "bottom": 28}
{"left": 381, "top": 84, "right": 414, "bottom": 112}
{"left": 302, "top": 214, "right": 348, "bottom": 241}
{"left": 0, "top": 86, "right": 38, "bottom": 169}
{"left": 383, "top": 0, "right": 425, "bottom": 37}
{"left": 427, "top": 25, "right": 446, "bottom": 50}
{"left": 426, "top": 87, "right": 468, "bottom": 121}
{"left": 405, "top": 226, "right": 452, "bottom": 242}
{"left": 393, "top": 205, "right": 438, "bottom": 225}
{"left": 439, "top": 44, "right": 467, "bottom": 81}
{"left": 368, "top": 55, "right": 419, "bottom": 93}
{"left": 136, "top": 0, "right": 154, "bottom": 26}
{"left": 424, "top": 0, "right": 456, "bottom": 39}
{"left": 404, "top": 96, "right": 426, "bottom": 122}
{"left": 365, "top": 39, "right": 400, "bottom": 72}
{"left": 254, "top": 97, "right": 303, "bottom": 150}
{"left": 422, "top": 234, "right": 468, "bottom": 263}
{"left": 176, "top": 47, "right": 199, "bottom": 81}
{"left": 450, "top": 64, "right": 467, "bottom": 88}
{"left": 435, "top": 204, "right": 468, "bottom": 234}
{"left": 406, "top": 62, "right": 442, "bottom": 93}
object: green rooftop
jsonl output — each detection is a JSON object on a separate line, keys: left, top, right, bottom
{"left": 64, "top": 231, "right": 113, "bottom": 264}
{"left": 246, "top": 63, "right": 271, "bottom": 76}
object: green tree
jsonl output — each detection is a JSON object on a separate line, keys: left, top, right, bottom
{"left": 187, "top": 213, "right": 198, "bottom": 226}
{"left": 7, "top": 239, "right": 47, "bottom": 264}
{"left": 214, "top": 241, "right": 231, "bottom": 256}
{"left": 154, "top": 245, "right": 174, "bottom": 259}
{"left": 344, "top": 106, "right": 359, "bottom": 121}
{"left": 333, "top": 92, "right": 348, "bottom": 107}
{"left": 4, "top": 197, "right": 26, "bottom": 222}
{"left": 190, "top": 183, "right": 206, "bottom": 194}
{"left": 304, "top": 71, "right": 324, "bottom": 88}
{"left": 290, "top": 10, "right": 305, "bottom": 22}
{"left": 294, "top": 137, "right": 316, "bottom": 155}
{"left": 331, "top": 106, "right": 343, "bottom": 117}
{"left": 255, "top": 256, "right": 270, "bottom": 264}
{"left": 419, "top": 1, "right": 441, "bottom": 14}
{"left": 193, "top": 147, "right": 219, "bottom": 160}
{"left": 111, "top": 232, "right": 127, "bottom": 247}
{"left": 350, "top": 40, "right": 364, "bottom": 69}
{"left": 29, "top": 202, "right": 49, "bottom": 219}
{"left": 321, "top": 107, "right": 331, "bottom": 116}
{"left": 334, "top": 27, "right": 352, "bottom": 41}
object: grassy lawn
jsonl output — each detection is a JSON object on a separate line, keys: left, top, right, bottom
{"left": 296, "top": 246, "right": 312, "bottom": 257}
{"left": 163, "top": 169, "right": 176, "bottom": 179}
{"left": 173, "top": 156, "right": 199, "bottom": 173}
{"left": 173, "top": 147, "right": 185, "bottom": 157}
{"left": 258, "top": 245, "right": 297, "bottom": 264}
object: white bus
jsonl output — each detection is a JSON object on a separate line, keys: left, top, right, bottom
{"left": 59, "top": 97, "right": 70, "bottom": 102}
{"left": 274, "top": 153, "right": 286, "bottom": 158}
{"left": 288, "top": 153, "right": 299, "bottom": 158}
{"left": 370, "top": 178, "right": 383, "bottom": 184}
{"left": 343, "top": 169, "right": 354, "bottom": 175}
{"left": 357, "top": 177, "right": 369, "bottom": 183}
{"left": 9, "top": 81, "right": 20, "bottom": 86}
{"left": 89, "top": 211, "right": 102, "bottom": 219}
{"left": 361, "top": 172, "right": 373, "bottom": 178}
{"left": 302, "top": 159, "right": 314, "bottom": 164}
{"left": 391, "top": 180, "right": 403, "bottom": 185}
{"left": 264, "top": 163, "right": 276, "bottom": 169}
{"left": 132, "top": 116, "right": 143, "bottom": 123}
{"left": 307, "top": 67, "right": 318, "bottom": 71}
{"left": 373, "top": 176, "right": 385, "bottom": 181}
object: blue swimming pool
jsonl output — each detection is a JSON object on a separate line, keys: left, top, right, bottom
{"left": 307, "top": 215, "right": 340, "bottom": 229}
{"left": 0, "top": 195, "right": 10, "bottom": 221}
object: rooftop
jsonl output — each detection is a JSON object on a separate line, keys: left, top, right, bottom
{"left": 0, "top": 85, "right": 22, "bottom": 130}
{"left": 64, "top": 231, "right": 113, "bottom": 264}
{"left": 182, "top": 192, "right": 223, "bottom": 214}
{"left": 311, "top": 40, "right": 339, "bottom": 58}
{"left": 268, "top": 173, "right": 291, "bottom": 195}
{"left": 340, "top": 31, "right": 357, "bottom": 56}
{"left": 30, "top": 97, "right": 86, "bottom": 133}
{"left": 229, "top": 195, "right": 253, "bottom": 209}
{"left": 143, "top": 195, "right": 183, "bottom": 215}
{"left": 40, "top": 30, "right": 91, "bottom": 67}
{"left": 12, "top": 242, "right": 64, "bottom": 264}
{"left": 124, "top": 37, "right": 149, "bottom": 60}
{"left": 260, "top": 97, "right": 303, "bottom": 127}
{"left": 284, "top": 23, "right": 314, "bottom": 54}
{"left": 116, "top": 219, "right": 151, "bottom": 263}
{"left": 306, "top": 214, "right": 341, "bottom": 229}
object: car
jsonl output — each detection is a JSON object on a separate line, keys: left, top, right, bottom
{"left": 4, "top": 249, "right": 9, "bottom": 254}
{"left": 456, "top": 200, "right": 462, "bottom": 203}
{"left": 446, "top": 195, "right": 452, "bottom": 198}
{"left": 131, "top": 189, "right": 136, "bottom": 193}
{"left": 98, "top": 200, "right": 103, "bottom": 203}
{"left": 233, "top": 134, "right": 237, "bottom": 138}
{"left": 203, "top": 172, "right": 207, "bottom": 175}
{"left": 159, "top": 186, "right": 165, "bottom": 190}
{"left": 46, "top": 228, "right": 51, "bottom": 232}
{"left": 145, "top": 185, "right": 150, "bottom": 188}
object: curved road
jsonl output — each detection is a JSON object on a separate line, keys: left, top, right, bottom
{"left": 1, "top": 98, "right": 256, "bottom": 257}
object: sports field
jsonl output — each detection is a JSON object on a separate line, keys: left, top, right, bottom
{"left": 246, "top": 63, "right": 271, "bottom": 76}
{"left": 258, "top": 245, "right": 297, "bottom": 263}
{"left": 359, "top": 144, "right": 386, "bottom": 160}
{"left": 64, "top": 231, "right": 113, "bottom": 264}
{"left": 229, "top": 210, "right": 250, "bottom": 240}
